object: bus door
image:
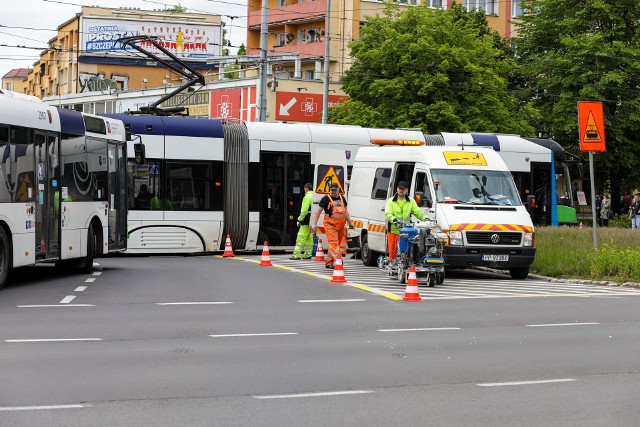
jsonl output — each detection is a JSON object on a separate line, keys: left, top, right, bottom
{"left": 34, "top": 133, "right": 60, "bottom": 260}
{"left": 107, "top": 141, "right": 127, "bottom": 251}
{"left": 260, "top": 152, "right": 310, "bottom": 246}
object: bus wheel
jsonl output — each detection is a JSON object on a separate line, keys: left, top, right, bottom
{"left": 509, "top": 267, "right": 529, "bottom": 280}
{"left": 0, "top": 227, "right": 10, "bottom": 290}
{"left": 78, "top": 225, "right": 96, "bottom": 274}
{"left": 361, "top": 234, "right": 378, "bottom": 267}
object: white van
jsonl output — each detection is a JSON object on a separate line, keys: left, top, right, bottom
{"left": 348, "top": 138, "right": 535, "bottom": 279}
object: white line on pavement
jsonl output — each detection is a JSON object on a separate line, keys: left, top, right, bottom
{"left": 156, "top": 302, "right": 234, "bottom": 305}
{"left": 526, "top": 322, "right": 600, "bottom": 327}
{"left": 85, "top": 278, "right": 96, "bottom": 283}
{"left": 17, "top": 304, "right": 94, "bottom": 308}
{"left": 209, "top": 333, "right": 298, "bottom": 338}
{"left": 5, "top": 338, "right": 102, "bottom": 343}
{"left": 0, "top": 404, "right": 87, "bottom": 411}
{"left": 254, "top": 390, "right": 375, "bottom": 399}
{"left": 59, "top": 296, "right": 76, "bottom": 304}
{"left": 378, "top": 327, "right": 461, "bottom": 332}
{"left": 477, "top": 378, "right": 576, "bottom": 387}
{"left": 92, "top": 271, "right": 102, "bottom": 276}
{"left": 74, "top": 286, "right": 87, "bottom": 292}
{"left": 297, "top": 299, "right": 366, "bottom": 303}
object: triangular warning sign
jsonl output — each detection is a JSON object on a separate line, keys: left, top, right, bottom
{"left": 16, "top": 174, "right": 33, "bottom": 202}
{"left": 584, "top": 111, "right": 602, "bottom": 142}
{"left": 315, "top": 166, "right": 345, "bottom": 194}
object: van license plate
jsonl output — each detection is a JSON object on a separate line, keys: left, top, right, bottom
{"left": 482, "top": 255, "right": 509, "bottom": 262}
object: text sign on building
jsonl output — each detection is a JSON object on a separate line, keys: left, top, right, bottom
{"left": 275, "top": 92, "right": 348, "bottom": 122}
{"left": 578, "top": 101, "right": 606, "bottom": 152}
{"left": 80, "top": 17, "right": 222, "bottom": 60}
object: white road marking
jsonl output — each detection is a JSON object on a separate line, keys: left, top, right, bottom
{"left": 5, "top": 338, "right": 102, "bottom": 343}
{"left": 59, "top": 295, "right": 76, "bottom": 304}
{"left": 209, "top": 333, "right": 298, "bottom": 338}
{"left": 0, "top": 404, "right": 87, "bottom": 411}
{"left": 477, "top": 378, "right": 576, "bottom": 387}
{"left": 156, "top": 302, "right": 233, "bottom": 305}
{"left": 17, "top": 304, "right": 94, "bottom": 308}
{"left": 378, "top": 327, "right": 461, "bottom": 332}
{"left": 254, "top": 390, "right": 375, "bottom": 399}
{"left": 297, "top": 299, "right": 366, "bottom": 303}
{"left": 92, "top": 271, "right": 102, "bottom": 276}
{"left": 74, "top": 286, "right": 87, "bottom": 292}
{"left": 526, "top": 322, "right": 600, "bottom": 327}
{"left": 85, "top": 278, "right": 96, "bottom": 283}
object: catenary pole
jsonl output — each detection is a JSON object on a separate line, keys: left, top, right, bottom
{"left": 321, "top": 0, "right": 331, "bottom": 124}
{"left": 257, "top": 0, "right": 268, "bottom": 122}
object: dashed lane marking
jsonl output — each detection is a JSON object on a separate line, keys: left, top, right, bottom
{"left": 60, "top": 295, "right": 76, "bottom": 304}
{"left": 0, "top": 404, "right": 88, "bottom": 411}
{"left": 477, "top": 378, "right": 576, "bottom": 387}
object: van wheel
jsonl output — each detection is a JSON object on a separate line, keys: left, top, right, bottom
{"left": 509, "top": 267, "right": 529, "bottom": 280}
{"left": 0, "top": 227, "right": 10, "bottom": 290}
{"left": 361, "top": 234, "right": 378, "bottom": 266}
{"left": 77, "top": 225, "right": 96, "bottom": 274}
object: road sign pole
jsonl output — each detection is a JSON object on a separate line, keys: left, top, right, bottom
{"left": 589, "top": 151, "right": 598, "bottom": 249}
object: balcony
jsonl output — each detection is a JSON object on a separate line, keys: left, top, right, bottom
{"left": 248, "top": 0, "right": 327, "bottom": 28}
{"left": 248, "top": 40, "right": 326, "bottom": 59}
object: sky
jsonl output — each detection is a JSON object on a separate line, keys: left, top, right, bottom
{"left": 0, "top": 0, "right": 248, "bottom": 76}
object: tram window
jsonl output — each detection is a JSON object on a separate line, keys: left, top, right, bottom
{"left": 248, "top": 162, "right": 260, "bottom": 211}
{"left": 128, "top": 159, "right": 162, "bottom": 210}
{"left": 166, "top": 161, "right": 216, "bottom": 211}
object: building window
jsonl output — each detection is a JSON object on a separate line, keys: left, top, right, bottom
{"left": 4, "top": 83, "right": 10, "bottom": 91}
{"left": 425, "top": 0, "right": 443, "bottom": 6}
{"left": 512, "top": 0, "right": 526, "bottom": 17}
{"left": 462, "top": 0, "right": 496, "bottom": 14}
{"left": 278, "top": 0, "right": 286, "bottom": 6}
{"left": 305, "top": 70, "right": 314, "bottom": 80}
{"left": 275, "top": 33, "right": 285, "bottom": 47}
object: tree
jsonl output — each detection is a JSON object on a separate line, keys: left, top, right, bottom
{"left": 167, "top": 4, "right": 187, "bottom": 12}
{"left": 330, "top": 4, "right": 538, "bottom": 135}
{"left": 515, "top": 0, "right": 640, "bottom": 204}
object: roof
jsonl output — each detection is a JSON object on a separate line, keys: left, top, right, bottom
{"left": 2, "top": 68, "right": 31, "bottom": 79}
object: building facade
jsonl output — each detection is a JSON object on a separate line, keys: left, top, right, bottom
{"left": 22, "top": 6, "right": 223, "bottom": 99}
{"left": 1, "top": 68, "right": 30, "bottom": 93}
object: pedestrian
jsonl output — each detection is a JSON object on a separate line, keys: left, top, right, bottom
{"left": 384, "top": 180, "right": 428, "bottom": 261}
{"left": 135, "top": 184, "right": 152, "bottom": 209}
{"left": 290, "top": 183, "right": 314, "bottom": 260}
{"left": 600, "top": 193, "right": 612, "bottom": 226}
{"left": 631, "top": 193, "right": 640, "bottom": 230}
{"left": 310, "top": 183, "right": 354, "bottom": 269}
{"left": 595, "top": 194, "right": 602, "bottom": 226}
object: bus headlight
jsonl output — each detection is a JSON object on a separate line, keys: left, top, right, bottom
{"left": 448, "top": 230, "right": 463, "bottom": 246}
{"left": 523, "top": 232, "right": 534, "bottom": 247}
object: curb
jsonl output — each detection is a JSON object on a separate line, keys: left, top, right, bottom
{"left": 474, "top": 267, "right": 640, "bottom": 289}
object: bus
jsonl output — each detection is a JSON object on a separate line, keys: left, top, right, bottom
{"left": 103, "top": 114, "right": 422, "bottom": 253}
{"left": 0, "top": 90, "right": 128, "bottom": 290}
{"left": 425, "top": 132, "right": 580, "bottom": 226}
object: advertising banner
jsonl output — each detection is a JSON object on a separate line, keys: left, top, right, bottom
{"left": 80, "top": 17, "right": 222, "bottom": 60}
{"left": 275, "top": 92, "right": 348, "bottom": 122}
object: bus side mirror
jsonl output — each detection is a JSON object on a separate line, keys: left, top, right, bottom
{"left": 134, "top": 143, "right": 146, "bottom": 165}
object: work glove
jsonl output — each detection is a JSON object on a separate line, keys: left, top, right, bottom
{"left": 296, "top": 221, "right": 300, "bottom": 227}
{"left": 348, "top": 224, "right": 354, "bottom": 230}
{"left": 393, "top": 218, "right": 401, "bottom": 228}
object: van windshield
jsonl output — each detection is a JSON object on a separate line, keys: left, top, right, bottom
{"left": 431, "top": 169, "right": 522, "bottom": 206}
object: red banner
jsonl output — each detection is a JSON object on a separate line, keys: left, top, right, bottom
{"left": 275, "top": 92, "right": 348, "bottom": 122}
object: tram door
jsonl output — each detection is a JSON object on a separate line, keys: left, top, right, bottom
{"left": 34, "top": 133, "right": 60, "bottom": 260}
{"left": 261, "top": 152, "right": 310, "bottom": 246}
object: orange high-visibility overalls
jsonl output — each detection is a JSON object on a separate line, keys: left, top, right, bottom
{"left": 324, "top": 194, "right": 347, "bottom": 267}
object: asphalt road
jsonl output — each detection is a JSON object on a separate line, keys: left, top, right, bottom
{"left": 1, "top": 255, "right": 639, "bottom": 426}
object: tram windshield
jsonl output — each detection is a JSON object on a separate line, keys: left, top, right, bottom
{"left": 431, "top": 169, "right": 522, "bottom": 206}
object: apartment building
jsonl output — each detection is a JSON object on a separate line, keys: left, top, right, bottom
{"left": 22, "top": 6, "right": 223, "bottom": 100}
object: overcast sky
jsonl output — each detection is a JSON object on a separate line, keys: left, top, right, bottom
{"left": 0, "top": 0, "right": 248, "bottom": 76}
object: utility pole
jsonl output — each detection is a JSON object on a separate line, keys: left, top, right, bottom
{"left": 257, "top": 0, "right": 268, "bottom": 122}
{"left": 321, "top": 0, "right": 331, "bottom": 124}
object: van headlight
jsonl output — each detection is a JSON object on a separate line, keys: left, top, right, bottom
{"left": 523, "top": 232, "right": 534, "bottom": 247}
{"left": 448, "top": 230, "right": 463, "bottom": 246}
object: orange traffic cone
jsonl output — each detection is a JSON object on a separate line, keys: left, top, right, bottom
{"left": 330, "top": 254, "right": 347, "bottom": 284}
{"left": 314, "top": 239, "right": 325, "bottom": 262}
{"left": 222, "top": 234, "right": 235, "bottom": 258}
{"left": 402, "top": 265, "right": 422, "bottom": 301}
{"left": 259, "top": 241, "right": 272, "bottom": 267}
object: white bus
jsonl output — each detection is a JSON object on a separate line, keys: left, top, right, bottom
{"left": 0, "top": 91, "right": 128, "bottom": 289}
{"left": 104, "top": 114, "right": 420, "bottom": 253}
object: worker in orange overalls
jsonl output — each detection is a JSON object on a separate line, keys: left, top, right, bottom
{"left": 311, "top": 183, "right": 354, "bottom": 269}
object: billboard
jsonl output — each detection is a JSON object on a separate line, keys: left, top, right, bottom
{"left": 275, "top": 92, "right": 348, "bottom": 122}
{"left": 209, "top": 87, "right": 257, "bottom": 122}
{"left": 80, "top": 17, "right": 222, "bottom": 61}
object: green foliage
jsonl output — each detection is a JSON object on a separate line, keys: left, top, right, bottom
{"left": 237, "top": 43, "right": 246, "bottom": 56}
{"left": 514, "top": 0, "right": 640, "bottom": 202}
{"left": 330, "top": 4, "right": 538, "bottom": 134}
{"left": 167, "top": 4, "right": 186, "bottom": 12}
{"left": 532, "top": 226, "right": 640, "bottom": 282}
